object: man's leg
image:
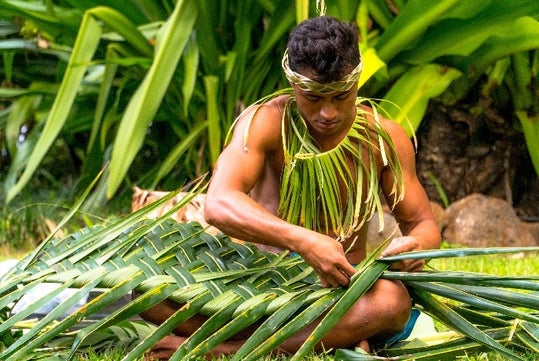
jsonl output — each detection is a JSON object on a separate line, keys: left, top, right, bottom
{"left": 276, "top": 279, "right": 411, "bottom": 353}
{"left": 141, "top": 279, "right": 411, "bottom": 358}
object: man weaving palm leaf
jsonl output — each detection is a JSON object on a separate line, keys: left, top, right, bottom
{"left": 142, "top": 15, "right": 441, "bottom": 359}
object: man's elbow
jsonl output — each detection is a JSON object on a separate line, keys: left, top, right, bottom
{"left": 203, "top": 194, "right": 225, "bottom": 228}
{"left": 428, "top": 220, "right": 442, "bottom": 249}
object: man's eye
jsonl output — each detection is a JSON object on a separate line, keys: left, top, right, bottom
{"left": 335, "top": 92, "right": 350, "bottom": 100}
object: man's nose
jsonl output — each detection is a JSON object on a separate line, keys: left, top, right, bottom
{"left": 320, "top": 101, "right": 337, "bottom": 120}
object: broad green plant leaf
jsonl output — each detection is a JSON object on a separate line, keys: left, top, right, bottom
{"left": 204, "top": 75, "right": 221, "bottom": 166}
{"left": 107, "top": 0, "right": 198, "bottom": 198}
{"left": 181, "top": 34, "right": 199, "bottom": 118}
{"left": 457, "top": 16, "right": 539, "bottom": 76}
{"left": 86, "top": 44, "right": 121, "bottom": 156}
{"left": 62, "top": 0, "right": 155, "bottom": 24}
{"left": 5, "top": 10, "right": 100, "bottom": 202}
{"left": 358, "top": 47, "right": 385, "bottom": 88}
{"left": 400, "top": 0, "right": 539, "bottom": 65}
{"left": 375, "top": 0, "right": 460, "bottom": 62}
{"left": 295, "top": 0, "right": 309, "bottom": 23}
{"left": 5, "top": 6, "right": 152, "bottom": 203}
{"left": 381, "top": 64, "right": 462, "bottom": 133}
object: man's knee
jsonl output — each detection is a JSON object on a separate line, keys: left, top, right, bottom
{"left": 371, "top": 279, "right": 412, "bottom": 332}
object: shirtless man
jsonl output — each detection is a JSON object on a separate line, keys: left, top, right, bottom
{"left": 142, "top": 15, "right": 440, "bottom": 359}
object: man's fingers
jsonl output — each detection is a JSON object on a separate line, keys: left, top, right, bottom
{"left": 389, "top": 259, "right": 425, "bottom": 272}
{"left": 382, "top": 244, "right": 410, "bottom": 257}
{"left": 382, "top": 236, "right": 419, "bottom": 257}
{"left": 319, "top": 276, "right": 329, "bottom": 288}
{"left": 320, "top": 275, "right": 341, "bottom": 288}
{"left": 342, "top": 263, "right": 357, "bottom": 278}
{"left": 319, "top": 267, "right": 353, "bottom": 288}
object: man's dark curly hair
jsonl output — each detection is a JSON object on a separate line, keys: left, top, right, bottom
{"left": 287, "top": 16, "right": 360, "bottom": 84}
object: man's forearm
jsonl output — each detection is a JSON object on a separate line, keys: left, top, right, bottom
{"left": 204, "top": 191, "right": 307, "bottom": 252}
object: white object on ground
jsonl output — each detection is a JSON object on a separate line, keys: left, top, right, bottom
{"left": 0, "top": 259, "right": 88, "bottom": 318}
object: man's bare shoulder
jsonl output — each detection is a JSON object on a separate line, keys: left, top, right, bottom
{"left": 358, "top": 104, "right": 410, "bottom": 142}
{"left": 231, "top": 95, "right": 289, "bottom": 151}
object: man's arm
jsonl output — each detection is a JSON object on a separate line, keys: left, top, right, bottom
{"left": 204, "top": 103, "right": 356, "bottom": 287}
{"left": 380, "top": 120, "right": 441, "bottom": 271}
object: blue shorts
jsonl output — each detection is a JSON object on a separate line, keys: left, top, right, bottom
{"left": 383, "top": 308, "right": 420, "bottom": 346}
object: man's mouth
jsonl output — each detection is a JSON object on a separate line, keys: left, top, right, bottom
{"left": 317, "top": 120, "right": 338, "bottom": 129}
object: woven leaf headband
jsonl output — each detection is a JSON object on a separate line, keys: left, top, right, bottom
{"left": 282, "top": 49, "right": 363, "bottom": 94}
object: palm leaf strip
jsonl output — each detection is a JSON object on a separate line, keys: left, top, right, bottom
{"left": 371, "top": 327, "right": 520, "bottom": 361}
{"left": 230, "top": 290, "right": 311, "bottom": 361}
{"left": 290, "top": 261, "right": 389, "bottom": 361}
{"left": 408, "top": 288, "right": 523, "bottom": 361}
{"left": 181, "top": 293, "right": 277, "bottom": 360}
{"left": 406, "top": 281, "right": 539, "bottom": 323}
{"left": 518, "top": 322, "right": 539, "bottom": 353}
{"left": 2, "top": 268, "right": 111, "bottom": 360}
{"left": 238, "top": 288, "right": 345, "bottom": 361}
{"left": 124, "top": 289, "right": 214, "bottom": 361}
{"left": 68, "top": 281, "right": 178, "bottom": 359}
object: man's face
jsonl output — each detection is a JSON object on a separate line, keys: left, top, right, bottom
{"left": 293, "top": 82, "right": 358, "bottom": 140}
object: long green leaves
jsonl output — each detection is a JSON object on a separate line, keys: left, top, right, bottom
{"left": 375, "top": 0, "right": 460, "bottom": 62}
{"left": 107, "top": 0, "right": 198, "bottom": 197}
{"left": 2, "top": 0, "right": 538, "bottom": 201}
{"left": 3, "top": 4, "right": 154, "bottom": 202}
{"left": 517, "top": 111, "right": 539, "bottom": 176}
{"left": 5, "top": 7, "right": 101, "bottom": 202}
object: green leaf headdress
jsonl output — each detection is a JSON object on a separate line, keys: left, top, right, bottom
{"left": 282, "top": 49, "right": 363, "bottom": 94}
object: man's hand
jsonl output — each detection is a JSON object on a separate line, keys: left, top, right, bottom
{"left": 297, "top": 233, "right": 357, "bottom": 288}
{"left": 381, "top": 236, "right": 425, "bottom": 272}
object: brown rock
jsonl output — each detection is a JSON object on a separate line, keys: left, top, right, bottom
{"left": 521, "top": 222, "right": 539, "bottom": 246}
{"left": 443, "top": 193, "right": 536, "bottom": 247}
{"left": 429, "top": 201, "right": 447, "bottom": 230}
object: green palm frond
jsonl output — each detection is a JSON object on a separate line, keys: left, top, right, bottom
{"left": 1, "top": 193, "right": 538, "bottom": 360}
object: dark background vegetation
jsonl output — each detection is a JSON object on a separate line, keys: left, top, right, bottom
{"left": 1, "top": 0, "right": 538, "bottom": 249}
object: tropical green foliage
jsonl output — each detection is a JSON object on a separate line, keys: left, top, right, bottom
{"left": 0, "top": 191, "right": 538, "bottom": 360}
{"left": 0, "top": 0, "right": 538, "bottom": 205}
{"left": 1, "top": 2, "right": 538, "bottom": 360}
